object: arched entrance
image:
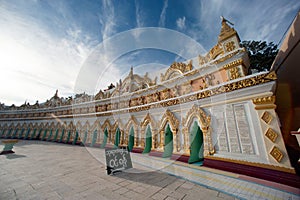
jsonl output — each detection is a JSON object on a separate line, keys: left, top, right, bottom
{"left": 114, "top": 127, "right": 121, "bottom": 147}
{"left": 143, "top": 125, "right": 152, "bottom": 153}
{"left": 101, "top": 128, "right": 108, "bottom": 148}
{"left": 91, "top": 129, "right": 97, "bottom": 147}
{"left": 163, "top": 124, "right": 173, "bottom": 158}
{"left": 182, "top": 105, "right": 214, "bottom": 157}
{"left": 188, "top": 121, "right": 204, "bottom": 163}
{"left": 128, "top": 126, "right": 135, "bottom": 152}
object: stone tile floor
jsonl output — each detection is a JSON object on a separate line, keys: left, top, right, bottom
{"left": 0, "top": 140, "right": 299, "bottom": 200}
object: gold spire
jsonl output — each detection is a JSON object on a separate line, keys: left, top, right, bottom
{"left": 218, "top": 16, "right": 237, "bottom": 42}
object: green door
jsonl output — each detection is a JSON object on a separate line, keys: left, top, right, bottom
{"left": 101, "top": 128, "right": 108, "bottom": 148}
{"left": 53, "top": 129, "right": 59, "bottom": 141}
{"left": 66, "top": 130, "right": 71, "bottom": 143}
{"left": 143, "top": 125, "right": 152, "bottom": 153}
{"left": 114, "top": 128, "right": 121, "bottom": 147}
{"left": 31, "top": 129, "right": 37, "bottom": 139}
{"left": 162, "top": 124, "right": 173, "bottom": 158}
{"left": 73, "top": 131, "right": 79, "bottom": 145}
{"left": 188, "top": 121, "right": 204, "bottom": 163}
{"left": 128, "top": 127, "right": 134, "bottom": 152}
{"left": 42, "top": 129, "right": 47, "bottom": 140}
{"left": 24, "top": 128, "right": 30, "bottom": 139}
{"left": 59, "top": 129, "right": 65, "bottom": 142}
{"left": 47, "top": 129, "right": 53, "bottom": 141}
{"left": 82, "top": 131, "right": 87, "bottom": 145}
{"left": 91, "top": 130, "right": 97, "bottom": 147}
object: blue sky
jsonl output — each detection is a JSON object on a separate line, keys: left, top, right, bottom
{"left": 0, "top": 0, "right": 299, "bottom": 105}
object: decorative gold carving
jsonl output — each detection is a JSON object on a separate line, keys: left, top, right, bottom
{"left": 101, "top": 119, "right": 111, "bottom": 131}
{"left": 141, "top": 113, "right": 156, "bottom": 128}
{"left": 209, "top": 44, "right": 224, "bottom": 60}
{"left": 223, "top": 59, "right": 243, "bottom": 70}
{"left": 261, "top": 111, "right": 273, "bottom": 124}
{"left": 161, "top": 61, "right": 192, "bottom": 82}
{"left": 205, "top": 156, "right": 295, "bottom": 174}
{"left": 253, "top": 96, "right": 276, "bottom": 105}
{"left": 0, "top": 72, "right": 277, "bottom": 120}
{"left": 253, "top": 95, "right": 276, "bottom": 110}
{"left": 265, "top": 128, "right": 278, "bottom": 143}
{"left": 225, "top": 41, "right": 236, "bottom": 52}
{"left": 182, "top": 105, "right": 213, "bottom": 155}
{"left": 159, "top": 110, "right": 179, "bottom": 131}
{"left": 229, "top": 67, "right": 241, "bottom": 80}
{"left": 270, "top": 146, "right": 284, "bottom": 163}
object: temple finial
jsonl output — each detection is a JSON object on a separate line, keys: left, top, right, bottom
{"left": 218, "top": 16, "right": 236, "bottom": 42}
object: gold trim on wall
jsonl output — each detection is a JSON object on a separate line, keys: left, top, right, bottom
{"left": 265, "top": 128, "right": 278, "bottom": 143}
{"left": 205, "top": 155, "right": 294, "bottom": 174}
{"left": 261, "top": 111, "right": 273, "bottom": 124}
{"left": 270, "top": 146, "right": 284, "bottom": 163}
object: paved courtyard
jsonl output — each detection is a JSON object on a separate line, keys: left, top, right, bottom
{"left": 0, "top": 140, "right": 299, "bottom": 200}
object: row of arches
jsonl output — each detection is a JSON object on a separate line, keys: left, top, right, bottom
{"left": 0, "top": 105, "right": 214, "bottom": 163}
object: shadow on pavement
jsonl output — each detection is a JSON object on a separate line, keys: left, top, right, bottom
{"left": 4, "top": 154, "right": 27, "bottom": 159}
{"left": 112, "top": 168, "right": 178, "bottom": 187}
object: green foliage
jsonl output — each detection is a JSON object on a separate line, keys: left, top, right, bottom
{"left": 241, "top": 40, "right": 278, "bottom": 72}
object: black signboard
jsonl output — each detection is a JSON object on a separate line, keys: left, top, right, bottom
{"left": 105, "top": 148, "right": 133, "bottom": 175}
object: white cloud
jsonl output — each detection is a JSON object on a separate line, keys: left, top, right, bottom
{"left": 0, "top": 4, "right": 93, "bottom": 105}
{"left": 159, "top": 0, "right": 168, "bottom": 27}
{"left": 176, "top": 16, "right": 186, "bottom": 30}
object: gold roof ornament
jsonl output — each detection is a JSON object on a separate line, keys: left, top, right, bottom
{"left": 218, "top": 16, "right": 238, "bottom": 42}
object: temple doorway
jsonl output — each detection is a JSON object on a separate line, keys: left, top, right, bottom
{"left": 114, "top": 127, "right": 121, "bottom": 147}
{"left": 128, "top": 126, "right": 134, "bottom": 151}
{"left": 143, "top": 125, "right": 152, "bottom": 153}
{"left": 162, "top": 124, "right": 173, "bottom": 158}
{"left": 101, "top": 128, "right": 108, "bottom": 148}
{"left": 188, "top": 121, "right": 204, "bottom": 163}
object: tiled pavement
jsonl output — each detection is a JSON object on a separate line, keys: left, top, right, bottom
{"left": 0, "top": 140, "right": 299, "bottom": 200}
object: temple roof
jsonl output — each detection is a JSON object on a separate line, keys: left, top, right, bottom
{"left": 218, "top": 16, "right": 239, "bottom": 42}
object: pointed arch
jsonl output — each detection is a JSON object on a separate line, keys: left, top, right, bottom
{"left": 91, "top": 119, "right": 100, "bottom": 132}
{"left": 182, "top": 104, "right": 214, "bottom": 156}
{"left": 67, "top": 121, "right": 75, "bottom": 130}
{"left": 158, "top": 110, "right": 179, "bottom": 153}
{"left": 44, "top": 122, "right": 49, "bottom": 130}
{"left": 90, "top": 119, "right": 101, "bottom": 146}
{"left": 49, "top": 122, "right": 56, "bottom": 130}
{"left": 75, "top": 121, "right": 82, "bottom": 131}
{"left": 33, "top": 123, "right": 39, "bottom": 129}
{"left": 125, "top": 115, "right": 139, "bottom": 147}
{"left": 8, "top": 123, "right": 14, "bottom": 129}
{"left": 141, "top": 113, "right": 158, "bottom": 150}
{"left": 101, "top": 119, "right": 111, "bottom": 132}
{"left": 39, "top": 122, "right": 45, "bottom": 130}
{"left": 159, "top": 110, "right": 179, "bottom": 132}
{"left": 83, "top": 121, "right": 91, "bottom": 131}
{"left": 112, "top": 120, "right": 124, "bottom": 146}
{"left": 81, "top": 121, "right": 91, "bottom": 144}
{"left": 15, "top": 123, "right": 21, "bottom": 129}
{"left": 21, "top": 123, "right": 27, "bottom": 129}
{"left": 1, "top": 124, "right": 8, "bottom": 137}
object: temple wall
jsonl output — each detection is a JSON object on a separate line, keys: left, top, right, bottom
{"left": 0, "top": 73, "right": 293, "bottom": 172}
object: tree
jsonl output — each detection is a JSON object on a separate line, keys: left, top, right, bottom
{"left": 241, "top": 40, "right": 278, "bottom": 73}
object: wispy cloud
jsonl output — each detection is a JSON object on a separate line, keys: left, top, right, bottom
{"left": 135, "top": 0, "right": 144, "bottom": 27}
{"left": 98, "top": 0, "right": 116, "bottom": 40}
{"left": 0, "top": 2, "right": 94, "bottom": 105}
{"left": 176, "top": 16, "right": 186, "bottom": 30}
{"left": 159, "top": 0, "right": 168, "bottom": 27}
{"left": 191, "top": 0, "right": 300, "bottom": 47}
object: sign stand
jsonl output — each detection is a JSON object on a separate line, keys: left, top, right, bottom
{"left": 105, "top": 148, "right": 133, "bottom": 175}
